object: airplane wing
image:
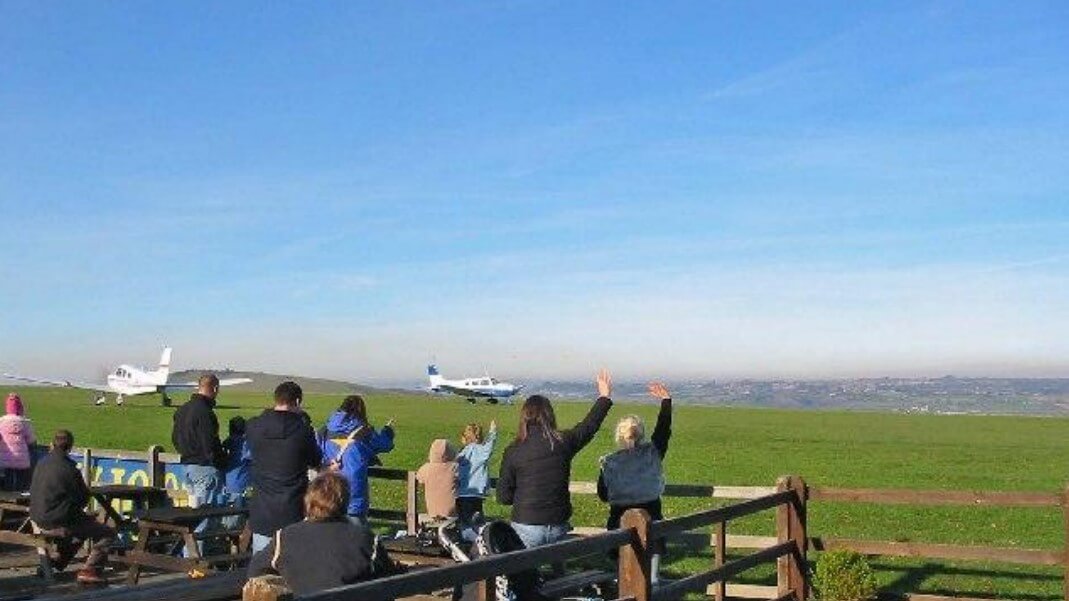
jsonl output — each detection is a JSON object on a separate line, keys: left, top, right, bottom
{"left": 1, "top": 373, "right": 112, "bottom": 394}
{"left": 164, "top": 377, "right": 253, "bottom": 390}
{"left": 437, "top": 383, "right": 490, "bottom": 397}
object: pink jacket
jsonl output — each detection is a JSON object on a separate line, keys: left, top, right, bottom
{"left": 0, "top": 415, "right": 36, "bottom": 469}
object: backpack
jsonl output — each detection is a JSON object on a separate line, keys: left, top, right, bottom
{"left": 474, "top": 521, "right": 547, "bottom": 601}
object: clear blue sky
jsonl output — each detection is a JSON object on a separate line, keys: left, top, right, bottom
{"left": 2, "top": 2, "right": 1067, "bottom": 384}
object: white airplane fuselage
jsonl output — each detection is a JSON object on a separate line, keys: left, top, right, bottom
{"left": 105, "top": 364, "right": 167, "bottom": 396}
{"left": 427, "top": 364, "right": 523, "bottom": 403}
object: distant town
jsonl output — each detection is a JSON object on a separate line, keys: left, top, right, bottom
{"left": 533, "top": 376, "right": 1069, "bottom": 416}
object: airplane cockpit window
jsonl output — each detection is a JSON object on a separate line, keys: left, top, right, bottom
{"left": 490, "top": 378, "right": 499, "bottom": 385}
{"left": 481, "top": 379, "right": 491, "bottom": 386}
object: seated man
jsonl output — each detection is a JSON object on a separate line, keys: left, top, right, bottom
{"left": 247, "top": 472, "right": 391, "bottom": 594}
{"left": 29, "top": 430, "right": 116, "bottom": 584}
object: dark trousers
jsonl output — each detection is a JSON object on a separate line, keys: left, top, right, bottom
{"left": 456, "top": 497, "right": 484, "bottom": 525}
{"left": 43, "top": 514, "right": 117, "bottom": 570}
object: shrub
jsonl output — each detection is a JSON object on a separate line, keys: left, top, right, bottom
{"left": 812, "top": 550, "right": 878, "bottom": 601}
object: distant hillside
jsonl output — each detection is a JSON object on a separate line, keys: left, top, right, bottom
{"left": 170, "top": 370, "right": 380, "bottom": 395}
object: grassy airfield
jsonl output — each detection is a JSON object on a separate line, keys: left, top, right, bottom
{"left": 14, "top": 387, "right": 1069, "bottom": 599}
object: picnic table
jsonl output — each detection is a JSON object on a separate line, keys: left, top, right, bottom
{"left": 119, "top": 505, "right": 250, "bottom": 584}
{"left": 0, "top": 486, "right": 172, "bottom": 581}
{"left": 89, "top": 484, "right": 170, "bottom": 531}
{"left": 0, "top": 485, "right": 170, "bottom": 531}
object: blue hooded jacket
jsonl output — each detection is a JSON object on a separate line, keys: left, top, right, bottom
{"left": 324, "top": 411, "right": 362, "bottom": 437}
{"left": 319, "top": 411, "right": 395, "bottom": 517}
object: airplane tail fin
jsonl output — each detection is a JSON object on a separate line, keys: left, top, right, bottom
{"left": 153, "top": 347, "right": 173, "bottom": 385}
{"left": 427, "top": 364, "right": 444, "bottom": 389}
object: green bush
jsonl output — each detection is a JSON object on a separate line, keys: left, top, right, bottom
{"left": 812, "top": 550, "right": 878, "bottom": 601}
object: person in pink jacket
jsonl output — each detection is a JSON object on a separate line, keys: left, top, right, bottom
{"left": 0, "top": 393, "right": 37, "bottom": 491}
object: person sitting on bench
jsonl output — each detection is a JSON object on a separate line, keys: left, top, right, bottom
{"left": 247, "top": 471, "right": 392, "bottom": 594}
{"left": 29, "top": 429, "right": 116, "bottom": 585}
{"left": 416, "top": 438, "right": 459, "bottom": 520}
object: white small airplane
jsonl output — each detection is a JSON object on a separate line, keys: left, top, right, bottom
{"left": 2, "top": 347, "right": 251, "bottom": 406}
{"left": 427, "top": 364, "right": 524, "bottom": 404}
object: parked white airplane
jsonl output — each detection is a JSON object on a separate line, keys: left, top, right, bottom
{"left": 2, "top": 347, "right": 251, "bottom": 407}
{"left": 427, "top": 364, "right": 524, "bottom": 404}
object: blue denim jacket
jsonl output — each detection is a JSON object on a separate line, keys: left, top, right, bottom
{"left": 456, "top": 428, "right": 497, "bottom": 498}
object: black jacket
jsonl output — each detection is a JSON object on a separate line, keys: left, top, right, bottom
{"left": 247, "top": 519, "right": 380, "bottom": 595}
{"left": 171, "top": 394, "right": 226, "bottom": 468}
{"left": 246, "top": 409, "right": 323, "bottom": 535}
{"left": 497, "top": 397, "right": 612, "bottom": 525}
{"left": 30, "top": 449, "right": 90, "bottom": 529}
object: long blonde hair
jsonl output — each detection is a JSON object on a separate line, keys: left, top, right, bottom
{"left": 614, "top": 415, "right": 645, "bottom": 450}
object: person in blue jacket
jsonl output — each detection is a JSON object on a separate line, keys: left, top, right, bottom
{"left": 319, "top": 395, "right": 395, "bottom": 525}
{"left": 222, "top": 416, "right": 252, "bottom": 529}
{"left": 455, "top": 419, "right": 497, "bottom": 525}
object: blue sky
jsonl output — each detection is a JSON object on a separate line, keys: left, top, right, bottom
{"left": 2, "top": 2, "right": 1068, "bottom": 384}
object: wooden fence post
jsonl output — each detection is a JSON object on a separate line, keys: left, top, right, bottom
{"left": 776, "top": 475, "right": 808, "bottom": 601}
{"left": 1062, "top": 483, "right": 1069, "bottom": 601}
{"left": 147, "top": 445, "right": 164, "bottom": 488}
{"left": 406, "top": 470, "right": 419, "bottom": 534}
{"left": 477, "top": 577, "right": 496, "bottom": 601}
{"left": 713, "top": 521, "right": 727, "bottom": 601}
{"left": 619, "top": 509, "right": 652, "bottom": 601}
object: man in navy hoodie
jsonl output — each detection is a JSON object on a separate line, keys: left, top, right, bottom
{"left": 246, "top": 381, "right": 322, "bottom": 552}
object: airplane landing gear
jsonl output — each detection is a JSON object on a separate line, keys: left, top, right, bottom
{"left": 94, "top": 394, "right": 107, "bottom": 406}
{"left": 467, "top": 398, "right": 477, "bottom": 404}
{"left": 116, "top": 394, "right": 125, "bottom": 406}
{"left": 486, "top": 398, "right": 499, "bottom": 405}
{"left": 161, "top": 394, "right": 173, "bottom": 407}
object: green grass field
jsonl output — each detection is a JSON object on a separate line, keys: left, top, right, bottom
{"left": 13, "top": 387, "right": 1069, "bottom": 599}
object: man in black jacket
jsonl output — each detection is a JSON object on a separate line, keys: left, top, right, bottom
{"left": 246, "top": 381, "right": 323, "bottom": 553}
{"left": 171, "top": 374, "right": 226, "bottom": 554}
{"left": 30, "top": 430, "right": 116, "bottom": 585}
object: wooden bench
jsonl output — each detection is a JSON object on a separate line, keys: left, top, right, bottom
{"left": 119, "top": 505, "right": 251, "bottom": 584}
{"left": 381, "top": 534, "right": 455, "bottom": 567}
{"left": 0, "top": 491, "right": 68, "bottom": 582}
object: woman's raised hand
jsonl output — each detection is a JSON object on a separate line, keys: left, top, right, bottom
{"left": 596, "top": 368, "right": 613, "bottom": 399}
{"left": 647, "top": 381, "right": 671, "bottom": 401}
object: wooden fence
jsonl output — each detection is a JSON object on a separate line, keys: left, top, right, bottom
{"left": 252, "top": 480, "right": 807, "bottom": 601}
{"left": 375, "top": 467, "right": 1065, "bottom": 601}
{"left": 38, "top": 445, "right": 1069, "bottom": 601}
